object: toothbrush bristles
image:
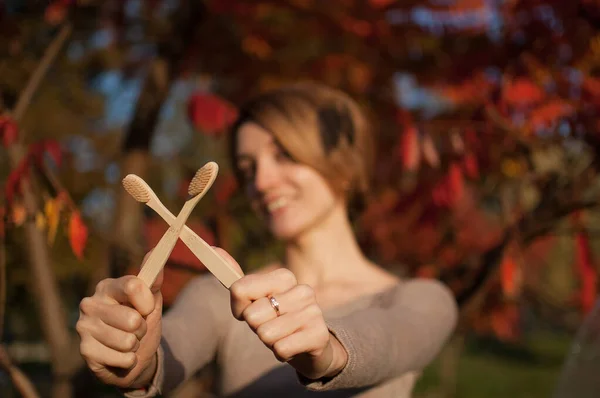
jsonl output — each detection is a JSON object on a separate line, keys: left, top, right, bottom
{"left": 188, "top": 162, "right": 218, "bottom": 196}
{"left": 122, "top": 175, "right": 151, "bottom": 203}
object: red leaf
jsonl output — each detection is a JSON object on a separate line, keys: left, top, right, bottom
{"left": 69, "top": 211, "right": 88, "bottom": 260}
{"left": 462, "top": 153, "right": 479, "bottom": 179}
{"left": 43, "top": 140, "right": 62, "bottom": 167}
{"left": 368, "top": 0, "right": 396, "bottom": 8}
{"left": 0, "top": 117, "right": 18, "bottom": 147}
{"left": 0, "top": 206, "right": 5, "bottom": 238}
{"left": 575, "top": 231, "right": 597, "bottom": 313}
{"left": 44, "top": 2, "right": 68, "bottom": 25}
{"left": 5, "top": 158, "right": 30, "bottom": 204}
{"left": 503, "top": 78, "right": 544, "bottom": 109}
{"left": 397, "top": 125, "right": 420, "bottom": 171}
{"left": 215, "top": 173, "right": 238, "bottom": 204}
{"left": 447, "top": 162, "right": 464, "bottom": 205}
{"left": 529, "top": 100, "right": 574, "bottom": 130}
{"left": 187, "top": 93, "right": 238, "bottom": 137}
{"left": 28, "top": 143, "right": 44, "bottom": 167}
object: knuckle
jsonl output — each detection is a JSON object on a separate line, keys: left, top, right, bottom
{"left": 242, "top": 308, "right": 259, "bottom": 327}
{"left": 256, "top": 324, "right": 275, "bottom": 344}
{"left": 79, "top": 297, "right": 94, "bottom": 314}
{"left": 94, "top": 279, "right": 112, "bottom": 294}
{"left": 125, "top": 313, "right": 143, "bottom": 332}
{"left": 295, "top": 284, "right": 315, "bottom": 301}
{"left": 275, "top": 268, "right": 297, "bottom": 286}
{"left": 124, "top": 333, "right": 138, "bottom": 351}
{"left": 229, "top": 281, "right": 245, "bottom": 301}
{"left": 75, "top": 319, "right": 87, "bottom": 336}
{"left": 273, "top": 340, "right": 292, "bottom": 362}
{"left": 306, "top": 303, "right": 323, "bottom": 319}
{"left": 124, "top": 277, "right": 143, "bottom": 296}
{"left": 79, "top": 341, "right": 95, "bottom": 362}
{"left": 123, "top": 353, "right": 137, "bottom": 369}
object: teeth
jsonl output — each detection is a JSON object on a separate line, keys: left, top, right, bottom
{"left": 267, "top": 198, "right": 288, "bottom": 212}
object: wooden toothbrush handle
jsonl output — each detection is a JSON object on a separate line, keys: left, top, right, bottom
{"left": 149, "top": 200, "right": 243, "bottom": 288}
{"left": 138, "top": 200, "right": 196, "bottom": 287}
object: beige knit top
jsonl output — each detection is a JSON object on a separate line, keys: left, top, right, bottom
{"left": 124, "top": 273, "right": 458, "bottom": 397}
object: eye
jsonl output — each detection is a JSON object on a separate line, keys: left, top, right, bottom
{"left": 274, "top": 145, "right": 293, "bottom": 163}
{"left": 237, "top": 160, "right": 255, "bottom": 183}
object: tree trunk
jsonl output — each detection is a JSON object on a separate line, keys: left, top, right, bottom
{"left": 7, "top": 145, "right": 81, "bottom": 398}
{"left": 110, "top": 0, "right": 207, "bottom": 278}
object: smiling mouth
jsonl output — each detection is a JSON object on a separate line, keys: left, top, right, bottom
{"left": 266, "top": 197, "right": 289, "bottom": 213}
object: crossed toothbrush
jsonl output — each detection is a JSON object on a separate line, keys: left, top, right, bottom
{"left": 122, "top": 161, "right": 244, "bottom": 289}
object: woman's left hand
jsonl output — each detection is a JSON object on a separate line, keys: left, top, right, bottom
{"left": 215, "top": 248, "right": 348, "bottom": 380}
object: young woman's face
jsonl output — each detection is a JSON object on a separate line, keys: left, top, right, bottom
{"left": 235, "top": 122, "right": 341, "bottom": 241}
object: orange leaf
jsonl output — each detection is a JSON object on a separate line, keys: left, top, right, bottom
{"left": 69, "top": 211, "right": 88, "bottom": 260}
{"left": 500, "top": 255, "right": 519, "bottom": 299}
{"left": 11, "top": 202, "right": 26, "bottom": 227}
{"left": 397, "top": 126, "right": 420, "bottom": 171}
{"left": 450, "top": 131, "right": 465, "bottom": 154}
{"left": 241, "top": 35, "right": 272, "bottom": 59}
{"left": 421, "top": 133, "right": 440, "bottom": 168}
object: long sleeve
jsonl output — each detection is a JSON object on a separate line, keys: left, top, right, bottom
{"left": 299, "top": 278, "right": 458, "bottom": 391}
{"left": 123, "top": 274, "right": 232, "bottom": 397}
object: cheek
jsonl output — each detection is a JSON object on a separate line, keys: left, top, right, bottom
{"left": 289, "top": 167, "right": 337, "bottom": 205}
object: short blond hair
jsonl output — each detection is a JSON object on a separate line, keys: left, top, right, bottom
{"left": 229, "top": 82, "right": 375, "bottom": 203}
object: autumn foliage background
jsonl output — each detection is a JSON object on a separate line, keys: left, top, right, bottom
{"left": 2, "top": 0, "right": 600, "bottom": 397}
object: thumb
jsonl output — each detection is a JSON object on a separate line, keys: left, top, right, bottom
{"left": 212, "top": 246, "right": 244, "bottom": 276}
{"left": 140, "top": 249, "right": 164, "bottom": 294}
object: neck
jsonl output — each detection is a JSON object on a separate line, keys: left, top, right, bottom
{"left": 283, "top": 203, "right": 372, "bottom": 287}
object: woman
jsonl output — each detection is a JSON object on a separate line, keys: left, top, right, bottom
{"left": 76, "top": 82, "right": 458, "bottom": 397}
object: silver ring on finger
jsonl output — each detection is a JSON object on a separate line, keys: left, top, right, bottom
{"left": 268, "top": 295, "right": 280, "bottom": 317}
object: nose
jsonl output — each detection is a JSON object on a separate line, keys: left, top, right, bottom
{"left": 253, "top": 158, "right": 281, "bottom": 194}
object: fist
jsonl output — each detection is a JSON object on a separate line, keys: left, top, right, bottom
{"left": 215, "top": 248, "right": 347, "bottom": 380}
{"left": 76, "top": 254, "right": 164, "bottom": 389}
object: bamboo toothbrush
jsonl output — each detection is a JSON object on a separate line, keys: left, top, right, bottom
{"left": 122, "top": 165, "right": 244, "bottom": 288}
{"left": 134, "top": 162, "right": 219, "bottom": 288}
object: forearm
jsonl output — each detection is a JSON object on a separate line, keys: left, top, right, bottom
{"left": 300, "top": 279, "right": 458, "bottom": 390}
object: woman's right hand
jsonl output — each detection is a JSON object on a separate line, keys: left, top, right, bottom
{"left": 76, "top": 258, "right": 163, "bottom": 389}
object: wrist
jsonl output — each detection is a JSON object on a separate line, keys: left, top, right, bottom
{"left": 129, "top": 352, "right": 158, "bottom": 389}
{"left": 323, "top": 334, "right": 348, "bottom": 378}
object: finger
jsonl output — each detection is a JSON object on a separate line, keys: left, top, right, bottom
{"left": 80, "top": 336, "right": 138, "bottom": 370}
{"left": 242, "top": 284, "right": 316, "bottom": 330}
{"left": 81, "top": 299, "right": 147, "bottom": 340}
{"left": 272, "top": 323, "right": 330, "bottom": 363}
{"left": 255, "top": 311, "right": 305, "bottom": 348}
{"left": 94, "top": 276, "right": 155, "bottom": 317}
{"left": 87, "top": 320, "right": 141, "bottom": 353}
{"left": 212, "top": 247, "right": 244, "bottom": 276}
{"left": 230, "top": 268, "right": 297, "bottom": 320}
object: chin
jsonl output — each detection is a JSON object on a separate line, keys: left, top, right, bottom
{"left": 270, "top": 225, "right": 302, "bottom": 241}
{"left": 269, "top": 219, "right": 312, "bottom": 241}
